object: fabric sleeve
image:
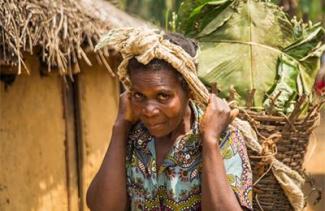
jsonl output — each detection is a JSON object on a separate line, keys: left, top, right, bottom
{"left": 219, "top": 126, "right": 253, "bottom": 210}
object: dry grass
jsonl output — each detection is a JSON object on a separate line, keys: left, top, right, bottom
{"left": 0, "top": 0, "right": 113, "bottom": 76}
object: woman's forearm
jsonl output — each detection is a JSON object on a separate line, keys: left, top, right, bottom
{"left": 201, "top": 135, "right": 242, "bottom": 211}
{"left": 86, "top": 120, "right": 131, "bottom": 211}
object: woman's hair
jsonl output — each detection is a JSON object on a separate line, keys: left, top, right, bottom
{"left": 127, "top": 32, "right": 198, "bottom": 92}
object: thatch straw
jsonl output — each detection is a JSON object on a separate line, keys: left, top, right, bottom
{"left": 0, "top": 0, "right": 128, "bottom": 76}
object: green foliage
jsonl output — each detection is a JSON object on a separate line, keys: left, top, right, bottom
{"left": 118, "top": 0, "right": 324, "bottom": 28}
{"left": 177, "top": 0, "right": 325, "bottom": 113}
{"left": 121, "top": 0, "right": 183, "bottom": 30}
{"left": 271, "top": 0, "right": 325, "bottom": 25}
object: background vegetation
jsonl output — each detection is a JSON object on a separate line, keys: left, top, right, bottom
{"left": 110, "top": 0, "right": 324, "bottom": 31}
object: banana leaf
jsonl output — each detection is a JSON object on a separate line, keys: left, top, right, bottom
{"left": 263, "top": 55, "right": 299, "bottom": 113}
{"left": 177, "top": 0, "right": 325, "bottom": 112}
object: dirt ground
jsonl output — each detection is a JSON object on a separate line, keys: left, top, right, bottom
{"left": 304, "top": 110, "right": 325, "bottom": 211}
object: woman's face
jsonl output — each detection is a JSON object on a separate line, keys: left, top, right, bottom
{"left": 129, "top": 67, "right": 189, "bottom": 138}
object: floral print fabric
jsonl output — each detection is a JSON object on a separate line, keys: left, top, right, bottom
{"left": 126, "top": 102, "right": 253, "bottom": 210}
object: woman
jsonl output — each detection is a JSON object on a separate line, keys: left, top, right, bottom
{"left": 87, "top": 29, "right": 252, "bottom": 211}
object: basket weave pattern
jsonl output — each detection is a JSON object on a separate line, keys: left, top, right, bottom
{"left": 239, "top": 109, "right": 321, "bottom": 211}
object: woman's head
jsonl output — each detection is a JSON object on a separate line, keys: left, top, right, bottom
{"left": 128, "top": 32, "right": 198, "bottom": 138}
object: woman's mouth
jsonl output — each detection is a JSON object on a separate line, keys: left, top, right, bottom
{"left": 146, "top": 122, "right": 165, "bottom": 130}
{"left": 144, "top": 121, "right": 170, "bottom": 137}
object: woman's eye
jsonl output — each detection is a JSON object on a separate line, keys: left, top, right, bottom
{"left": 157, "top": 93, "right": 170, "bottom": 101}
{"left": 133, "top": 92, "right": 144, "bottom": 101}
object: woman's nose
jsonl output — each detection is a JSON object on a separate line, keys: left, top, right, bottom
{"left": 142, "top": 101, "right": 159, "bottom": 117}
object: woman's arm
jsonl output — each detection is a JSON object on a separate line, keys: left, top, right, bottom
{"left": 200, "top": 94, "right": 242, "bottom": 211}
{"left": 201, "top": 135, "right": 242, "bottom": 211}
{"left": 86, "top": 92, "right": 136, "bottom": 211}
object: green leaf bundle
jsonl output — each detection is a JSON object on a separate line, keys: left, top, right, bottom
{"left": 177, "top": 0, "right": 325, "bottom": 113}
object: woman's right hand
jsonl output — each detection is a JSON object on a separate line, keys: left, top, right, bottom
{"left": 116, "top": 91, "right": 138, "bottom": 124}
{"left": 200, "top": 94, "right": 237, "bottom": 141}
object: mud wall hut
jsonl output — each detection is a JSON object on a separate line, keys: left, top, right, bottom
{"left": 0, "top": 0, "right": 148, "bottom": 210}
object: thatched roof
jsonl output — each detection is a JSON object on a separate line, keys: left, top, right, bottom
{"left": 0, "top": 0, "right": 149, "bottom": 76}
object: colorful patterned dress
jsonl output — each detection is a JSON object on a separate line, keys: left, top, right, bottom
{"left": 126, "top": 102, "right": 253, "bottom": 210}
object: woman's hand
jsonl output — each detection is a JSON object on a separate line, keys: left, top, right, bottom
{"left": 200, "top": 94, "right": 238, "bottom": 143}
{"left": 116, "top": 91, "right": 138, "bottom": 124}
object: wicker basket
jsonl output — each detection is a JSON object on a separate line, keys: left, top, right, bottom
{"left": 238, "top": 99, "right": 322, "bottom": 211}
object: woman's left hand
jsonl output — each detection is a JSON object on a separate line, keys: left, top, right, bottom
{"left": 200, "top": 94, "right": 238, "bottom": 143}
